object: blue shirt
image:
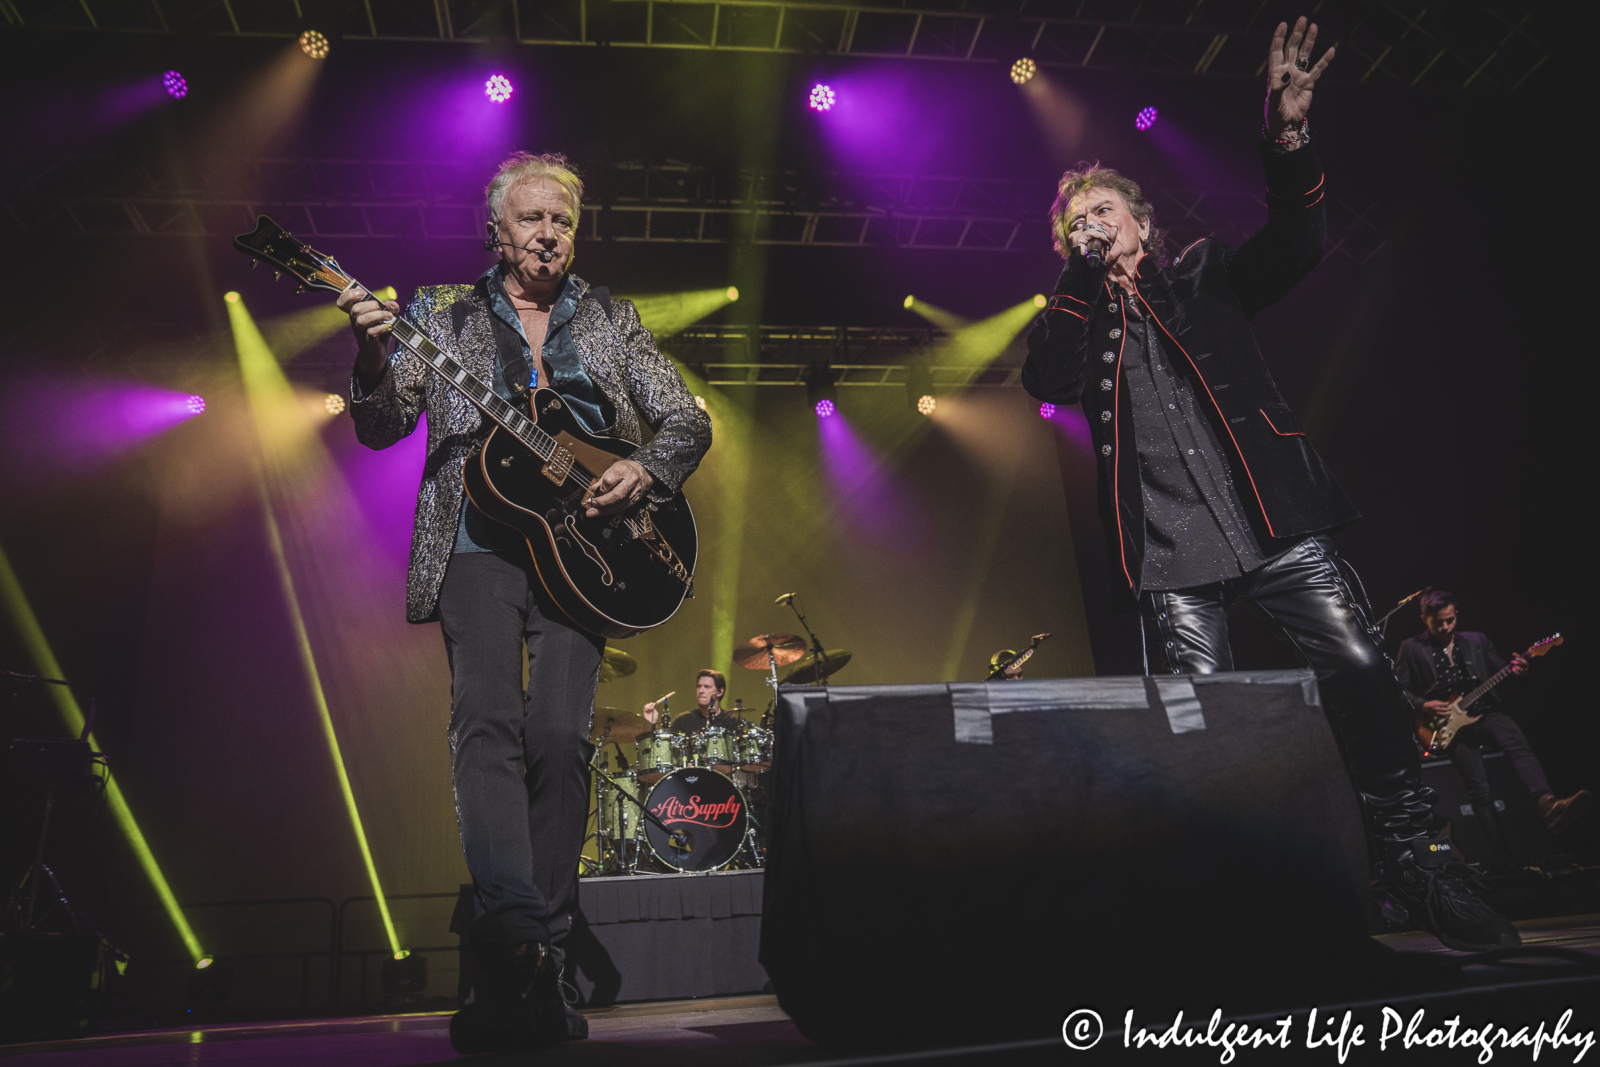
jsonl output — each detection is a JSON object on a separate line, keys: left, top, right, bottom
{"left": 455, "top": 266, "right": 613, "bottom": 553}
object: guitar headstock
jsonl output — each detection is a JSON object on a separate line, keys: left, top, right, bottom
{"left": 233, "top": 215, "right": 353, "bottom": 295}
{"left": 1527, "top": 633, "right": 1563, "bottom": 658}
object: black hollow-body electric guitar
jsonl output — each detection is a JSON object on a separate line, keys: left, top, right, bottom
{"left": 234, "top": 216, "right": 697, "bottom": 639}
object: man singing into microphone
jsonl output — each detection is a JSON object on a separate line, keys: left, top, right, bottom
{"left": 1023, "top": 20, "right": 1517, "bottom": 951}
{"left": 337, "top": 152, "right": 711, "bottom": 1053}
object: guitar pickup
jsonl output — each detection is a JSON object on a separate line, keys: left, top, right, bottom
{"left": 543, "top": 447, "right": 575, "bottom": 485}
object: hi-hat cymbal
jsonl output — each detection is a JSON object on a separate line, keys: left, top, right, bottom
{"left": 598, "top": 647, "right": 637, "bottom": 683}
{"left": 590, "top": 707, "right": 652, "bottom": 743}
{"left": 784, "top": 649, "right": 853, "bottom": 685}
{"left": 733, "top": 632, "right": 807, "bottom": 670}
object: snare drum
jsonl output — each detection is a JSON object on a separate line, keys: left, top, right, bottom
{"left": 736, "top": 725, "right": 773, "bottom": 771}
{"left": 635, "top": 730, "right": 683, "bottom": 784}
{"left": 692, "top": 727, "right": 737, "bottom": 773}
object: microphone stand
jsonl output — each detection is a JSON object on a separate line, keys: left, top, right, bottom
{"left": 1377, "top": 586, "right": 1431, "bottom": 639}
{"left": 782, "top": 596, "right": 831, "bottom": 688}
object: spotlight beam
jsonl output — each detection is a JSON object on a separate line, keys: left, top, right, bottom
{"left": 226, "top": 293, "right": 404, "bottom": 959}
{"left": 618, "top": 288, "right": 738, "bottom": 340}
{"left": 0, "top": 543, "right": 207, "bottom": 962}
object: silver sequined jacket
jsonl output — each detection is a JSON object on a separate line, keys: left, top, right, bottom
{"left": 349, "top": 276, "right": 712, "bottom": 623}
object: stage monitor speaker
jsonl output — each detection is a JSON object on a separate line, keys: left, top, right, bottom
{"left": 760, "top": 672, "right": 1378, "bottom": 1050}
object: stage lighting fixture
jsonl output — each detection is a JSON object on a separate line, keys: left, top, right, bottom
{"left": 485, "top": 74, "right": 514, "bottom": 104}
{"left": 917, "top": 395, "right": 937, "bottom": 416}
{"left": 808, "top": 84, "right": 836, "bottom": 112}
{"left": 163, "top": 71, "right": 187, "bottom": 99}
{"left": 694, "top": 395, "right": 707, "bottom": 411}
{"left": 805, "top": 362, "right": 838, "bottom": 415}
{"left": 1010, "top": 58, "right": 1037, "bottom": 85}
{"left": 903, "top": 295, "right": 915, "bottom": 309}
{"left": 1136, "top": 106, "right": 1159, "bottom": 131}
{"left": 224, "top": 291, "right": 240, "bottom": 303}
{"left": 726, "top": 287, "right": 740, "bottom": 302}
{"left": 298, "top": 30, "right": 330, "bottom": 59}
{"left": 324, "top": 393, "right": 347, "bottom": 415}
{"left": 195, "top": 955, "right": 215, "bottom": 970}
{"left": 1033, "top": 294, "right": 1047, "bottom": 308}
{"left": 185, "top": 395, "right": 206, "bottom": 415}
{"left": 1039, "top": 402, "right": 1057, "bottom": 420}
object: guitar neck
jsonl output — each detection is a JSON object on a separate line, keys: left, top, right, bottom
{"left": 357, "top": 288, "right": 564, "bottom": 471}
{"left": 1459, "top": 659, "right": 1514, "bottom": 712}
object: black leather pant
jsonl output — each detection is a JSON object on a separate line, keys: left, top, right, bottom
{"left": 1140, "top": 536, "right": 1433, "bottom": 841}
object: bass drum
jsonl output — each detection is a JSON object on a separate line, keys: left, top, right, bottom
{"left": 643, "top": 767, "right": 750, "bottom": 872}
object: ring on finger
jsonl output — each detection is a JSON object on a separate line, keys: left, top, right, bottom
{"left": 1295, "top": 57, "right": 1309, "bottom": 71}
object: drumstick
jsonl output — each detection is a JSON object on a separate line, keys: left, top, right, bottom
{"left": 653, "top": 691, "right": 675, "bottom": 706}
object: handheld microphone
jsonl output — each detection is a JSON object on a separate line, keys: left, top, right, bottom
{"left": 1083, "top": 237, "right": 1107, "bottom": 269}
{"left": 775, "top": 592, "right": 797, "bottom": 606}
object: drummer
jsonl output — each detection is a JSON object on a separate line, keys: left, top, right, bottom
{"left": 642, "top": 669, "right": 744, "bottom": 734}
{"left": 989, "top": 650, "right": 1026, "bottom": 681}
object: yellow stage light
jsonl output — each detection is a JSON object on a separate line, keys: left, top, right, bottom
{"left": 917, "top": 394, "right": 937, "bottom": 416}
{"left": 624, "top": 288, "right": 740, "bottom": 340}
{"left": 225, "top": 292, "right": 241, "bottom": 303}
{"left": 1033, "top": 294, "right": 1047, "bottom": 308}
{"left": 1011, "top": 58, "right": 1037, "bottom": 85}
{"left": 905, "top": 297, "right": 971, "bottom": 332}
{"left": 694, "top": 395, "right": 707, "bottom": 410}
{"left": 196, "top": 955, "right": 215, "bottom": 970}
{"left": 394, "top": 948, "right": 411, "bottom": 960}
{"left": 299, "top": 30, "right": 330, "bottom": 59}
{"left": 903, "top": 295, "right": 915, "bottom": 309}
{"left": 0, "top": 543, "right": 209, "bottom": 965}
{"left": 227, "top": 291, "right": 404, "bottom": 961}
{"left": 325, "top": 393, "right": 347, "bottom": 415}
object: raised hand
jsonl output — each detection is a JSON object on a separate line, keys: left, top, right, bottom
{"left": 1265, "top": 17, "right": 1335, "bottom": 137}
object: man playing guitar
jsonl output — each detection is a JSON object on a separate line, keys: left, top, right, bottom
{"left": 1396, "top": 591, "right": 1590, "bottom": 861}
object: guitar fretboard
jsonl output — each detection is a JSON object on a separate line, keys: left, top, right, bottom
{"left": 386, "top": 317, "right": 555, "bottom": 462}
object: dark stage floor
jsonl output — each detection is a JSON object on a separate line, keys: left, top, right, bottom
{"left": 4, "top": 916, "right": 1597, "bottom": 1065}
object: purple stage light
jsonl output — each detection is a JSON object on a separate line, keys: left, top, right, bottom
{"left": 815, "top": 398, "right": 836, "bottom": 418}
{"left": 163, "top": 71, "right": 188, "bottom": 99}
{"left": 485, "top": 75, "right": 514, "bottom": 104}
{"left": 1135, "top": 106, "right": 1158, "bottom": 131}
{"left": 1038, "top": 402, "right": 1057, "bottom": 420}
{"left": 808, "top": 84, "right": 836, "bottom": 112}
{"left": 186, "top": 394, "right": 207, "bottom": 415}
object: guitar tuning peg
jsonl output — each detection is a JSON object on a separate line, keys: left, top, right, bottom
{"left": 273, "top": 272, "right": 282, "bottom": 281}
{"left": 293, "top": 285, "right": 306, "bottom": 295}
{"left": 250, "top": 259, "right": 260, "bottom": 269}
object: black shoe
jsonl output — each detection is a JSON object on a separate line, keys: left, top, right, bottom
{"left": 1382, "top": 836, "right": 1521, "bottom": 952}
{"left": 448, "top": 940, "right": 568, "bottom": 1054}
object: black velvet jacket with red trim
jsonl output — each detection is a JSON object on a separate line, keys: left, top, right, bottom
{"left": 1022, "top": 141, "right": 1358, "bottom": 607}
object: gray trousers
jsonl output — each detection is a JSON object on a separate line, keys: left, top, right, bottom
{"left": 438, "top": 551, "right": 603, "bottom": 947}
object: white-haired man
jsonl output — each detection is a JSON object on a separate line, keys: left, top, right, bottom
{"left": 1023, "top": 20, "right": 1519, "bottom": 952}
{"left": 337, "top": 152, "right": 711, "bottom": 1053}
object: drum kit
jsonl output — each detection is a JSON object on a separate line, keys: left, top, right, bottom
{"left": 583, "top": 632, "right": 848, "bottom": 876}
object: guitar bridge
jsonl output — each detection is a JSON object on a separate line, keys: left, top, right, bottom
{"left": 543, "top": 447, "right": 575, "bottom": 486}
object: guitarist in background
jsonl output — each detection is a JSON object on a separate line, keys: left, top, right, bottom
{"left": 336, "top": 151, "right": 711, "bottom": 1054}
{"left": 1396, "top": 591, "right": 1591, "bottom": 859}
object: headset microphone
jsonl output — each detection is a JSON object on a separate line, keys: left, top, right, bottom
{"left": 483, "top": 237, "right": 556, "bottom": 262}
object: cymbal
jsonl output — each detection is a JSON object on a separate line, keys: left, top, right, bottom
{"left": 590, "top": 707, "right": 652, "bottom": 743}
{"left": 784, "top": 649, "right": 853, "bottom": 685}
{"left": 733, "top": 632, "right": 807, "bottom": 670}
{"left": 598, "top": 647, "right": 637, "bottom": 683}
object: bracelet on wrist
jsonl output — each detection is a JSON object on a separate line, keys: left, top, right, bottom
{"left": 1262, "top": 118, "right": 1310, "bottom": 145}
